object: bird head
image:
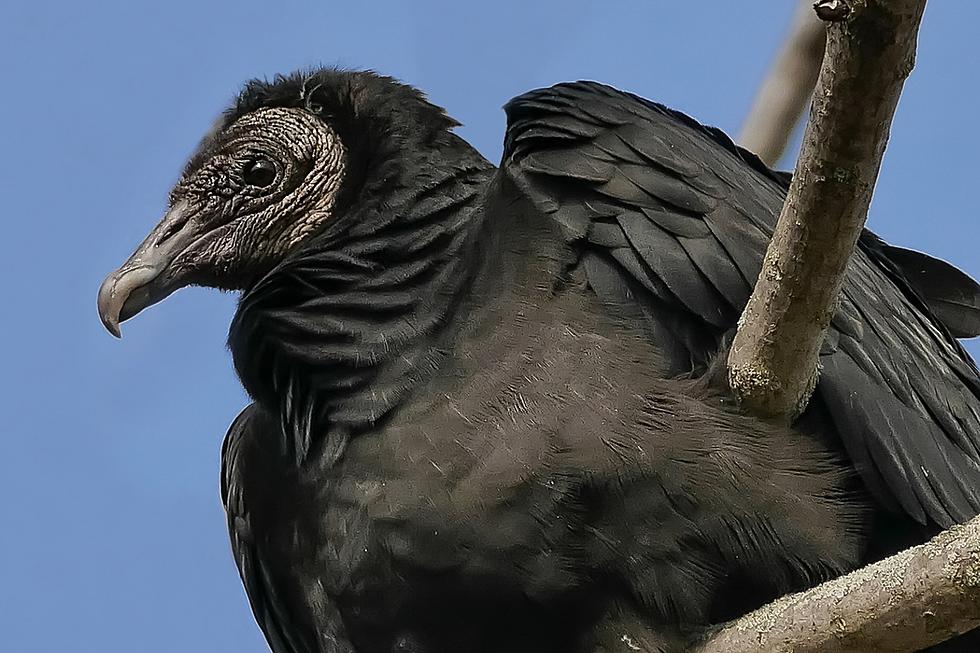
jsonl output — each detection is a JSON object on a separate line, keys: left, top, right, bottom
{"left": 97, "top": 68, "right": 460, "bottom": 337}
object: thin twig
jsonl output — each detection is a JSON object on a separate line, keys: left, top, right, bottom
{"left": 739, "top": 0, "right": 826, "bottom": 166}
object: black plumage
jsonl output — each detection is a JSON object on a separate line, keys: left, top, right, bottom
{"left": 98, "top": 69, "right": 980, "bottom": 653}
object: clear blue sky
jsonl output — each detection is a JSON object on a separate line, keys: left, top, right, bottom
{"left": 2, "top": 2, "right": 977, "bottom": 651}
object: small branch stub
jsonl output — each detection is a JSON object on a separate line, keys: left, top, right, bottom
{"left": 814, "top": 0, "right": 851, "bottom": 22}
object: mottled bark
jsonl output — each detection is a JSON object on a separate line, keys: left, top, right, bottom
{"left": 693, "top": 515, "right": 980, "bottom": 653}
{"left": 727, "top": 0, "right": 928, "bottom": 420}
{"left": 739, "top": 0, "right": 826, "bottom": 166}
{"left": 717, "top": 1, "right": 980, "bottom": 650}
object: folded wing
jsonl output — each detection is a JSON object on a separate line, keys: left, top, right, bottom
{"left": 499, "top": 81, "right": 980, "bottom": 528}
{"left": 222, "top": 404, "right": 314, "bottom": 653}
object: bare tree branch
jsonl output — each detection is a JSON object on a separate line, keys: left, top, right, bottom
{"left": 692, "top": 514, "right": 980, "bottom": 653}
{"left": 739, "top": 0, "right": 826, "bottom": 166}
{"left": 727, "top": 0, "right": 928, "bottom": 420}
{"left": 701, "top": 3, "right": 980, "bottom": 652}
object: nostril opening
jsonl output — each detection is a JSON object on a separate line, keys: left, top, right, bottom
{"left": 156, "top": 212, "right": 191, "bottom": 246}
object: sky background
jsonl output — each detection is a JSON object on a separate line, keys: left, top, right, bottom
{"left": 1, "top": 2, "right": 977, "bottom": 652}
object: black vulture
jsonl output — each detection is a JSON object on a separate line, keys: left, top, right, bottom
{"left": 98, "top": 69, "right": 980, "bottom": 653}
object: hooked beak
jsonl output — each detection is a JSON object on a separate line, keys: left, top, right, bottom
{"left": 97, "top": 201, "right": 202, "bottom": 337}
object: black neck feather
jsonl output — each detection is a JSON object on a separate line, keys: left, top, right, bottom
{"left": 229, "top": 132, "right": 494, "bottom": 466}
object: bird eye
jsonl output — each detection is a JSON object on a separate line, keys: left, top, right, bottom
{"left": 242, "top": 158, "right": 277, "bottom": 188}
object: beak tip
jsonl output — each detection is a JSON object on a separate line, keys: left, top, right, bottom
{"left": 97, "top": 274, "right": 125, "bottom": 339}
{"left": 104, "top": 317, "right": 123, "bottom": 339}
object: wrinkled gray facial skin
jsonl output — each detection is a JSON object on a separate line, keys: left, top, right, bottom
{"left": 98, "top": 108, "right": 346, "bottom": 336}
